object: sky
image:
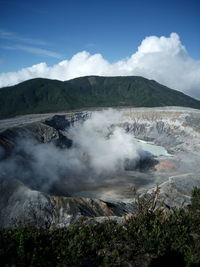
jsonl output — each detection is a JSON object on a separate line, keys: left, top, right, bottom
{"left": 0, "top": 0, "right": 200, "bottom": 98}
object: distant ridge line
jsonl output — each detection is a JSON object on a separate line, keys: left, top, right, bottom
{"left": 0, "top": 75, "right": 200, "bottom": 119}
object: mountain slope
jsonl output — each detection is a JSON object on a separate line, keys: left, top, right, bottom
{"left": 0, "top": 75, "right": 200, "bottom": 118}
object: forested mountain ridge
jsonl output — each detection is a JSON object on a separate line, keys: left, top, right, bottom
{"left": 0, "top": 75, "right": 200, "bottom": 118}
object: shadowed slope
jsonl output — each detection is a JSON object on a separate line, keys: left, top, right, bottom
{"left": 1, "top": 75, "right": 200, "bottom": 118}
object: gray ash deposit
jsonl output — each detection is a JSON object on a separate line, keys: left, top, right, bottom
{"left": 0, "top": 107, "right": 200, "bottom": 227}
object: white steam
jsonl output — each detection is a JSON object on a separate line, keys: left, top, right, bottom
{"left": 0, "top": 110, "right": 141, "bottom": 193}
{"left": 69, "top": 110, "right": 140, "bottom": 174}
{"left": 0, "top": 33, "right": 200, "bottom": 98}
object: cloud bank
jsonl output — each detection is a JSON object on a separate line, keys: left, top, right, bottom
{"left": 0, "top": 33, "right": 200, "bottom": 98}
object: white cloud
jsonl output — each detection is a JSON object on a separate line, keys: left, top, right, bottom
{"left": 0, "top": 33, "right": 200, "bottom": 99}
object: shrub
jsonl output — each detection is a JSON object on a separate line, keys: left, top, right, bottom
{"left": 191, "top": 186, "right": 200, "bottom": 209}
{"left": 1, "top": 187, "right": 200, "bottom": 266}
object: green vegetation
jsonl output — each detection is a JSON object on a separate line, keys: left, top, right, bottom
{"left": 1, "top": 187, "right": 200, "bottom": 266}
{"left": 1, "top": 76, "right": 200, "bottom": 119}
{"left": 191, "top": 186, "right": 200, "bottom": 208}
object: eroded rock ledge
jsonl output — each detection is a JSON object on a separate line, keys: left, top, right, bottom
{"left": 0, "top": 107, "right": 200, "bottom": 227}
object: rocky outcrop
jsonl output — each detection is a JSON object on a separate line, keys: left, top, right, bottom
{"left": 118, "top": 107, "right": 200, "bottom": 207}
{"left": 149, "top": 173, "right": 200, "bottom": 207}
{"left": 0, "top": 122, "right": 58, "bottom": 158}
{"left": 0, "top": 112, "right": 90, "bottom": 157}
{"left": 0, "top": 177, "right": 132, "bottom": 228}
{"left": 1, "top": 107, "right": 200, "bottom": 227}
{"left": 120, "top": 107, "right": 200, "bottom": 153}
{"left": 0, "top": 177, "right": 48, "bottom": 227}
{"left": 51, "top": 195, "right": 132, "bottom": 227}
{"left": 0, "top": 122, "right": 72, "bottom": 159}
{"left": 45, "top": 113, "right": 90, "bottom": 130}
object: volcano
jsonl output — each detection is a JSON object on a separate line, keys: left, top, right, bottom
{"left": 1, "top": 107, "right": 200, "bottom": 227}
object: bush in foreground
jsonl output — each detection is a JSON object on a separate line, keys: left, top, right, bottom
{"left": 0, "top": 188, "right": 200, "bottom": 266}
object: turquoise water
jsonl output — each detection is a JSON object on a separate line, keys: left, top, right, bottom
{"left": 135, "top": 139, "right": 171, "bottom": 157}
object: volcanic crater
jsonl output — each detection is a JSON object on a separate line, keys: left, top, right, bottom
{"left": 1, "top": 107, "right": 200, "bottom": 227}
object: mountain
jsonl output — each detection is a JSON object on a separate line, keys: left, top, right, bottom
{"left": 0, "top": 75, "right": 200, "bottom": 119}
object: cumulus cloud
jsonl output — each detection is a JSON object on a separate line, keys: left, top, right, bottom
{"left": 0, "top": 33, "right": 200, "bottom": 98}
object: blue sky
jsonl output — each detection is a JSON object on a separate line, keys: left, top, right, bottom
{"left": 0, "top": 0, "right": 199, "bottom": 72}
{"left": 0, "top": 0, "right": 200, "bottom": 99}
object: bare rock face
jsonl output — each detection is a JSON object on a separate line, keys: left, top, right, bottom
{"left": 0, "top": 123, "right": 58, "bottom": 158}
{"left": 0, "top": 177, "right": 132, "bottom": 228}
{"left": 120, "top": 107, "right": 200, "bottom": 153}
{"left": 0, "top": 177, "right": 48, "bottom": 228}
{"left": 25, "top": 122, "right": 59, "bottom": 143}
{"left": 149, "top": 173, "right": 200, "bottom": 208}
{"left": 51, "top": 195, "right": 132, "bottom": 227}
{"left": 0, "top": 112, "right": 89, "bottom": 157}
{"left": 0, "top": 121, "right": 74, "bottom": 160}
{"left": 119, "top": 107, "right": 200, "bottom": 207}
{"left": 45, "top": 113, "right": 89, "bottom": 130}
{"left": 1, "top": 107, "right": 200, "bottom": 227}
{"left": 45, "top": 115, "right": 71, "bottom": 130}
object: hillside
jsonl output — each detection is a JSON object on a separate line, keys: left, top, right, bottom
{"left": 0, "top": 75, "right": 200, "bottom": 118}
